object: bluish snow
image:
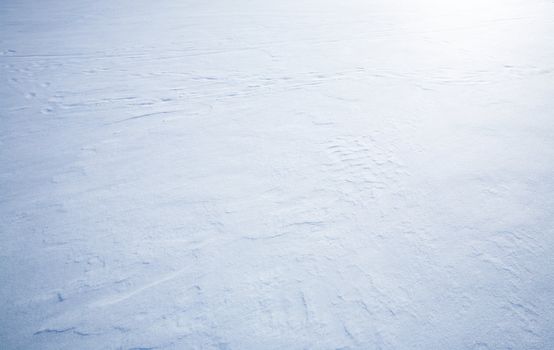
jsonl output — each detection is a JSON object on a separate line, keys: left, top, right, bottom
{"left": 1, "top": 0, "right": 554, "bottom": 349}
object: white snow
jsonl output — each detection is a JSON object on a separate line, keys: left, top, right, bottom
{"left": 1, "top": 0, "right": 554, "bottom": 349}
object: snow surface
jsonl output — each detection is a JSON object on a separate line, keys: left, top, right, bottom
{"left": 1, "top": 0, "right": 554, "bottom": 349}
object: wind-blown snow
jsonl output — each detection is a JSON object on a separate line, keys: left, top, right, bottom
{"left": 1, "top": 0, "right": 554, "bottom": 349}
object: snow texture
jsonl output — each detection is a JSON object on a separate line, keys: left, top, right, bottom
{"left": 1, "top": 0, "right": 554, "bottom": 349}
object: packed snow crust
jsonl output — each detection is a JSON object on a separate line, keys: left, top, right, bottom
{"left": 1, "top": 0, "right": 554, "bottom": 349}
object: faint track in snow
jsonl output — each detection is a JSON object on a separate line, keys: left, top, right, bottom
{"left": 92, "top": 269, "right": 187, "bottom": 307}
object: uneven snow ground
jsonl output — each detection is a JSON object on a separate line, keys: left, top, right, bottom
{"left": 1, "top": 0, "right": 554, "bottom": 349}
